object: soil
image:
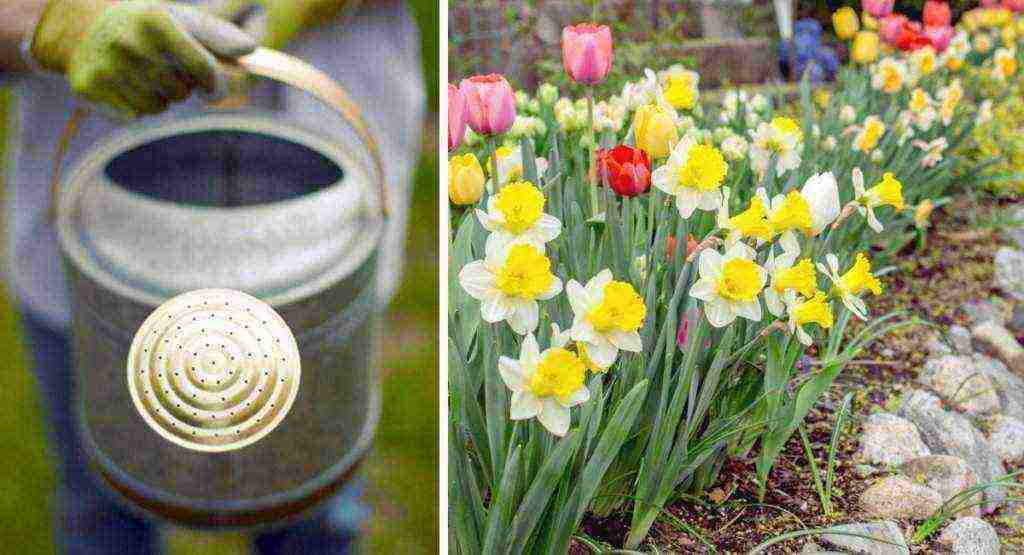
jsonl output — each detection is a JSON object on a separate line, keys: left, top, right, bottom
{"left": 577, "top": 194, "right": 1024, "bottom": 553}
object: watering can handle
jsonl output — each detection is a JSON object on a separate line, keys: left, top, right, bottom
{"left": 49, "top": 47, "right": 389, "bottom": 221}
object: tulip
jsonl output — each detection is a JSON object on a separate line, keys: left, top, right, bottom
{"left": 981, "top": 0, "right": 999, "bottom": 6}
{"left": 924, "top": 25, "right": 955, "bottom": 52}
{"left": 893, "top": 20, "right": 931, "bottom": 51}
{"left": 448, "top": 84, "right": 467, "bottom": 151}
{"left": 459, "top": 74, "right": 517, "bottom": 136}
{"left": 448, "top": 153, "right": 486, "bottom": 205}
{"left": 596, "top": 145, "right": 651, "bottom": 197}
{"left": 879, "top": 14, "right": 908, "bottom": 45}
{"left": 861, "top": 0, "right": 894, "bottom": 18}
{"left": 852, "top": 31, "right": 881, "bottom": 64}
{"left": 923, "top": 1, "right": 951, "bottom": 27}
{"left": 633, "top": 104, "right": 677, "bottom": 160}
{"left": 1005, "top": 0, "right": 1024, "bottom": 12}
{"left": 833, "top": 7, "right": 860, "bottom": 40}
{"left": 561, "top": 23, "right": 613, "bottom": 85}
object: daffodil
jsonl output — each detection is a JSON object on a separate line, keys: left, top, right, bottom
{"left": 913, "top": 138, "right": 948, "bottom": 168}
{"left": 458, "top": 240, "right": 563, "bottom": 334}
{"left": 690, "top": 242, "right": 767, "bottom": 328}
{"left": 994, "top": 47, "right": 1018, "bottom": 80}
{"left": 566, "top": 270, "right": 646, "bottom": 369}
{"left": 852, "top": 168, "right": 904, "bottom": 232}
{"left": 915, "top": 199, "right": 935, "bottom": 230}
{"left": 476, "top": 180, "right": 561, "bottom": 250}
{"left": 765, "top": 172, "right": 840, "bottom": 240}
{"left": 871, "top": 57, "right": 908, "bottom": 94}
{"left": 498, "top": 333, "right": 589, "bottom": 436}
{"left": 717, "top": 186, "right": 773, "bottom": 245}
{"left": 909, "top": 46, "right": 937, "bottom": 79}
{"left": 818, "top": 252, "right": 882, "bottom": 320}
{"left": 749, "top": 116, "right": 804, "bottom": 177}
{"left": 652, "top": 136, "right": 729, "bottom": 218}
{"left": 853, "top": 116, "right": 886, "bottom": 153}
{"left": 783, "top": 290, "right": 834, "bottom": 346}
{"left": 938, "top": 79, "right": 963, "bottom": 125}
{"left": 763, "top": 232, "right": 818, "bottom": 318}
{"left": 664, "top": 74, "right": 699, "bottom": 111}
{"left": 551, "top": 323, "right": 610, "bottom": 373}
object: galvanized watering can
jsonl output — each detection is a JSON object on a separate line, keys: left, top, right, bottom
{"left": 52, "top": 48, "right": 386, "bottom": 527}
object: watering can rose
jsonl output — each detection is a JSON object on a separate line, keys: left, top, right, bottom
{"left": 596, "top": 145, "right": 652, "bottom": 197}
{"left": 561, "top": 23, "right": 613, "bottom": 85}
{"left": 459, "top": 73, "right": 517, "bottom": 136}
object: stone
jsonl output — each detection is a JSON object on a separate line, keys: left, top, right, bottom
{"left": 916, "top": 355, "right": 1001, "bottom": 416}
{"left": 985, "top": 414, "right": 1024, "bottom": 464}
{"left": 1006, "top": 206, "right": 1024, "bottom": 250}
{"left": 962, "top": 298, "right": 1006, "bottom": 326}
{"left": 860, "top": 475, "right": 943, "bottom": 519}
{"left": 900, "top": 455, "right": 981, "bottom": 517}
{"left": 926, "top": 334, "right": 954, "bottom": 357}
{"left": 820, "top": 521, "right": 908, "bottom": 555}
{"left": 858, "top": 413, "right": 931, "bottom": 467}
{"left": 948, "top": 325, "right": 974, "bottom": 355}
{"left": 853, "top": 464, "right": 877, "bottom": 478}
{"left": 994, "top": 247, "right": 1024, "bottom": 303}
{"left": 936, "top": 517, "right": 1000, "bottom": 555}
{"left": 972, "top": 354, "right": 1024, "bottom": 416}
{"left": 971, "top": 321, "right": 1024, "bottom": 372}
{"left": 798, "top": 540, "right": 844, "bottom": 554}
{"left": 1010, "top": 302, "right": 1024, "bottom": 335}
{"left": 898, "top": 390, "right": 1006, "bottom": 511}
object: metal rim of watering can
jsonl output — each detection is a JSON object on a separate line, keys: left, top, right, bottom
{"left": 49, "top": 47, "right": 390, "bottom": 224}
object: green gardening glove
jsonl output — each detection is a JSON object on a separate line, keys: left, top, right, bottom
{"left": 30, "top": 0, "right": 257, "bottom": 117}
{"left": 209, "top": 0, "right": 361, "bottom": 50}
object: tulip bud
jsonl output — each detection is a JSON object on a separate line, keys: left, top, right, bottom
{"left": 448, "top": 153, "right": 486, "bottom": 205}
{"left": 596, "top": 145, "right": 652, "bottom": 197}
{"left": 448, "top": 83, "right": 467, "bottom": 151}
{"left": 924, "top": 25, "right": 955, "bottom": 52}
{"left": 852, "top": 31, "right": 881, "bottom": 64}
{"left": 923, "top": 1, "right": 952, "bottom": 27}
{"left": 459, "top": 73, "right": 517, "bottom": 136}
{"left": 561, "top": 23, "right": 614, "bottom": 85}
{"left": 833, "top": 7, "right": 860, "bottom": 40}
{"left": 879, "top": 14, "right": 907, "bottom": 45}
{"left": 861, "top": 0, "right": 894, "bottom": 18}
{"left": 633, "top": 104, "right": 678, "bottom": 160}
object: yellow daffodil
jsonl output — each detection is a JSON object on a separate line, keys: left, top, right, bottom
{"left": 458, "top": 240, "right": 563, "bottom": 334}
{"left": 915, "top": 199, "right": 935, "bottom": 230}
{"left": 995, "top": 47, "right": 1018, "bottom": 80}
{"left": 833, "top": 7, "right": 859, "bottom": 40}
{"left": 449, "top": 153, "right": 486, "bottom": 205}
{"left": 499, "top": 333, "right": 589, "bottom": 437}
{"left": 852, "top": 31, "right": 881, "bottom": 64}
{"left": 634, "top": 103, "right": 678, "bottom": 159}
{"left": 717, "top": 186, "right": 774, "bottom": 245}
{"left": 765, "top": 172, "right": 840, "bottom": 240}
{"left": 975, "top": 33, "right": 993, "bottom": 54}
{"left": 476, "top": 180, "right": 561, "bottom": 250}
{"left": 854, "top": 115, "right": 886, "bottom": 153}
{"left": 566, "top": 269, "right": 646, "bottom": 369}
{"left": 871, "top": 57, "right": 908, "bottom": 94}
{"left": 938, "top": 79, "right": 963, "bottom": 125}
{"left": 652, "top": 136, "right": 728, "bottom": 219}
{"left": 764, "top": 232, "right": 817, "bottom": 318}
{"left": 690, "top": 242, "right": 767, "bottom": 328}
{"left": 909, "top": 46, "right": 937, "bottom": 78}
{"left": 783, "top": 290, "right": 834, "bottom": 346}
{"left": 850, "top": 168, "right": 903, "bottom": 233}
{"left": 664, "top": 74, "right": 698, "bottom": 111}
{"left": 818, "top": 252, "right": 882, "bottom": 320}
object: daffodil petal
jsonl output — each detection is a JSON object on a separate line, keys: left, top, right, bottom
{"left": 458, "top": 261, "right": 495, "bottom": 300}
{"left": 499, "top": 357, "right": 528, "bottom": 391}
{"left": 538, "top": 399, "right": 571, "bottom": 436}
{"left": 609, "top": 330, "right": 643, "bottom": 352}
{"left": 510, "top": 390, "right": 541, "bottom": 420}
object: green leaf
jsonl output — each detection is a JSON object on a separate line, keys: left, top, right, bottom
{"left": 505, "top": 430, "right": 582, "bottom": 555}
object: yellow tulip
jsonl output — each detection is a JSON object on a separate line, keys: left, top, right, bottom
{"left": 448, "top": 153, "right": 486, "bottom": 205}
{"left": 833, "top": 7, "right": 859, "bottom": 40}
{"left": 633, "top": 104, "right": 678, "bottom": 160}
{"left": 852, "top": 31, "right": 880, "bottom": 64}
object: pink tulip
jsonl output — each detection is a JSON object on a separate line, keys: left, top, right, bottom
{"left": 459, "top": 74, "right": 516, "bottom": 137}
{"left": 561, "top": 23, "right": 613, "bottom": 85}
{"left": 923, "top": 1, "right": 951, "bottom": 27}
{"left": 861, "top": 0, "right": 895, "bottom": 17}
{"left": 879, "top": 14, "right": 908, "bottom": 45}
{"left": 1005, "top": 0, "right": 1024, "bottom": 12}
{"left": 981, "top": 0, "right": 998, "bottom": 6}
{"left": 448, "top": 84, "right": 467, "bottom": 151}
{"left": 924, "top": 24, "right": 955, "bottom": 52}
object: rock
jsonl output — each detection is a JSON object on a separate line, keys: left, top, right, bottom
{"left": 1010, "top": 303, "right": 1024, "bottom": 336}
{"left": 936, "top": 517, "right": 1000, "bottom": 554}
{"left": 972, "top": 354, "right": 1024, "bottom": 416}
{"left": 900, "top": 455, "right": 981, "bottom": 517}
{"left": 898, "top": 390, "right": 1006, "bottom": 511}
{"left": 926, "top": 334, "right": 954, "bottom": 357}
{"left": 962, "top": 298, "right": 1006, "bottom": 326}
{"left": 860, "top": 475, "right": 943, "bottom": 519}
{"left": 916, "top": 355, "right": 1001, "bottom": 416}
{"left": 798, "top": 540, "right": 844, "bottom": 554}
{"left": 820, "top": 521, "right": 908, "bottom": 555}
{"left": 1007, "top": 206, "right": 1024, "bottom": 250}
{"left": 971, "top": 321, "right": 1024, "bottom": 372}
{"left": 859, "top": 413, "right": 931, "bottom": 466}
{"left": 994, "top": 247, "right": 1024, "bottom": 303}
{"left": 985, "top": 414, "right": 1024, "bottom": 464}
{"left": 853, "top": 464, "right": 877, "bottom": 478}
{"left": 948, "top": 325, "right": 974, "bottom": 355}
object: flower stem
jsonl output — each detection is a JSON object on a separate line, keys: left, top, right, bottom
{"left": 488, "top": 136, "right": 501, "bottom": 192}
{"left": 587, "top": 88, "right": 600, "bottom": 217}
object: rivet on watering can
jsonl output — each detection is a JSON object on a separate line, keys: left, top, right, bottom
{"left": 127, "top": 289, "right": 301, "bottom": 453}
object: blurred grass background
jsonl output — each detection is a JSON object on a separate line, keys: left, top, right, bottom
{"left": 0, "top": 0, "right": 439, "bottom": 552}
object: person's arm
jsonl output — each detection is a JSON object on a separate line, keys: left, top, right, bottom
{"left": 0, "top": 0, "right": 49, "bottom": 72}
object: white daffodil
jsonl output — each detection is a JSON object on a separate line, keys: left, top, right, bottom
{"left": 782, "top": 290, "right": 834, "bottom": 346}
{"left": 652, "top": 136, "right": 729, "bottom": 219}
{"left": 475, "top": 180, "right": 561, "bottom": 251}
{"left": 498, "top": 333, "right": 589, "bottom": 437}
{"left": 913, "top": 137, "right": 948, "bottom": 168}
{"left": 689, "top": 242, "right": 767, "bottom": 328}
{"left": 458, "top": 239, "right": 563, "bottom": 334}
{"left": 763, "top": 233, "right": 818, "bottom": 318}
{"left": 851, "top": 168, "right": 904, "bottom": 233}
{"left": 871, "top": 57, "right": 908, "bottom": 94}
{"left": 748, "top": 116, "right": 803, "bottom": 177}
{"left": 566, "top": 269, "right": 646, "bottom": 369}
{"left": 817, "top": 252, "right": 882, "bottom": 320}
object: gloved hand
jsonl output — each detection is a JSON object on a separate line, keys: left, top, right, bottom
{"left": 209, "top": 0, "right": 360, "bottom": 50}
{"left": 30, "top": 0, "right": 257, "bottom": 117}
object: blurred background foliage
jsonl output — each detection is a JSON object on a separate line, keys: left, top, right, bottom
{"left": 0, "top": 0, "right": 438, "bottom": 552}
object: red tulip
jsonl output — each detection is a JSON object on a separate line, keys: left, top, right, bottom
{"left": 922, "top": 1, "right": 951, "bottom": 26}
{"left": 448, "top": 84, "right": 467, "bottom": 151}
{"left": 894, "top": 20, "right": 931, "bottom": 51}
{"left": 862, "top": 0, "right": 895, "bottom": 17}
{"left": 879, "top": 14, "right": 908, "bottom": 44}
{"left": 1005, "top": 0, "right": 1024, "bottom": 12}
{"left": 459, "top": 74, "right": 516, "bottom": 136}
{"left": 561, "top": 23, "right": 614, "bottom": 85}
{"left": 924, "top": 25, "right": 955, "bottom": 52}
{"left": 597, "top": 145, "right": 651, "bottom": 197}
